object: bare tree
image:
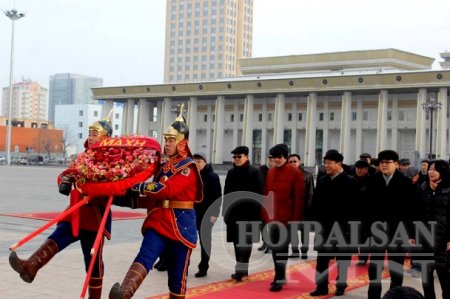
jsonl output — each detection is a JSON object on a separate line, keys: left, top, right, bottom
{"left": 60, "top": 126, "right": 77, "bottom": 162}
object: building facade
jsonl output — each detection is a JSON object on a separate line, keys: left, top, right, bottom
{"left": 48, "top": 73, "right": 103, "bottom": 122}
{"left": 164, "top": 0, "right": 253, "bottom": 83}
{"left": 2, "top": 80, "right": 48, "bottom": 122}
{"left": 93, "top": 49, "right": 450, "bottom": 167}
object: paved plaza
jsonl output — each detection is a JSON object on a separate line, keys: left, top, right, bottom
{"left": 0, "top": 166, "right": 441, "bottom": 298}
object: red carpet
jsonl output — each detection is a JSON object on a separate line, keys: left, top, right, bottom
{"left": 147, "top": 258, "right": 390, "bottom": 299}
{"left": 0, "top": 210, "right": 146, "bottom": 221}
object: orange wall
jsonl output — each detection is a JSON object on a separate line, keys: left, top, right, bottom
{"left": 0, "top": 126, "right": 63, "bottom": 154}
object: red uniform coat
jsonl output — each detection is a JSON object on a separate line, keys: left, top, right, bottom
{"left": 140, "top": 155, "right": 202, "bottom": 249}
{"left": 57, "top": 169, "right": 111, "bottom": 239}
{"left": 262, "top": 162, "right": 305, "bottom": 224}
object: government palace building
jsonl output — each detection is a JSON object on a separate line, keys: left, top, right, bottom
{"left": 92, "top": 49, "right": 450, "bottom": 167}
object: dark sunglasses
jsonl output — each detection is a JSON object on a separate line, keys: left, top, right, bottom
{"left": 271, "top": 154, "right": 282, "bottom": 159}
{"left": 232, "top": 155, "right": 243, "bottom": 159}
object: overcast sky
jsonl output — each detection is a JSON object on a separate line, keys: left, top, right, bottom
{"left": 1, "top": 0, "right": 449, "bottom": 90}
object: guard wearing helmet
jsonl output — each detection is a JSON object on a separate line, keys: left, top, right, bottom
{"left": 9, "top": 114, "right": 113, "bottom": 299}
{"left": 109, "top": 104, "right": 203, "bottom": 299}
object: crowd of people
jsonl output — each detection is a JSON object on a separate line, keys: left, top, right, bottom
{"left": 8, "top": 109, "right": 450, "bottom": 299}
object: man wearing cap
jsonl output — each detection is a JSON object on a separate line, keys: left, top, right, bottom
{"left": 363, "top": 150, "right": 420, "bottom": 299}
{"left": 109, "top": 108, "right": 202, "bottom": 299}
{"left": 398, "top": 158, "right": 411, "bottom": 174}
{"left": 262, "top": 144, "right": 304, "bottom": 292}
{"left": 223, "top": 145, "right": 264, "bottom": 282}
{"left": 9, "top": 117, "right": 113, "bottom": 299}
{"left": 310, "top": 149, "right": 359, "bottom": 297}
{"left": 193, "top": 153, "right": 222, "bottom": 278}
{"left": 359, "top": 153, "right": 377, "bottom": 176}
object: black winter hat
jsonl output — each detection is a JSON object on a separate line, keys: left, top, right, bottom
{"left": 355, "top": 160, "right": 369, "bottom": 168}
{"left": 323, "top": 149, "right": 344, "bottom": 162}
{"left": 378, "top": 150, "right": 399, "bottom": 162}
{"left": 231, "top": 146, "right": 249, "bottom": 155}
{"left": 193, "top": 152, "right": 207, "bottom": 162}
{"left": 269, "top": 144, "right": 289, "bottom": 159}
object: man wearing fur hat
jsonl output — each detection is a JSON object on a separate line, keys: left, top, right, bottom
{"left": 9, "top": 116, "right": 113, "bottom": 299}
{"left": 309, "top": 149, "right": 359, "bottom": 297}
{"left": 262, "top": 144, "right": 304, "bottom": 292}
{"left": 109, "top": 107, "right": 202, "bottom": 299}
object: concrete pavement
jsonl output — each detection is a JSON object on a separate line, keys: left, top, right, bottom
{"left": 0, "top": 166, "right": 442, "bottom": 298}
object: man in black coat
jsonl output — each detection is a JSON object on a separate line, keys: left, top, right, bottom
{"left": 223, "top": 146, "right": 264, "bottom": 282}
{"left": 309, "top": 150, "right": 360, "bottom": 297}
{"left": 363, "top": 150, "right": 420, "bottom": 299}
{"left": 193, "top": 153, "right": 222, "bottom": 278}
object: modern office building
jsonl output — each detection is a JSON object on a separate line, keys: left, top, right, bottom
{"left": 48, "top": 73, "right": 103, "bottom": 122}
{"left": 93, "top": 49, "right": 450, "bottom": 167}
{"left": 2, "top": 80, "right": 48, "bottom": 123}
{"left": 54, "top": 103, "right": 123, "bottom": 156}
{"left": 164, "top": 0, "right": 253, "bottom": 83}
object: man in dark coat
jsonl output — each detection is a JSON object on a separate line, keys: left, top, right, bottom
{"left": 310, "top": 149, "right": 359, "bottom": 297}
{"left": 193, "top": 153, "right": 222, "bottom": 278}
{"left": 223, "top": 146, "right": 264, "bottom": 282}
{"left": 363, "top": 150, "right": 420, "bottom": 299}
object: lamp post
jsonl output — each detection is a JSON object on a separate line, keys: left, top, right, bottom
{"left": 4, "top": 9, "right": 25, "bottom": 166}
{"left": 422, "top": 98, "right": 442, "bottom": 160}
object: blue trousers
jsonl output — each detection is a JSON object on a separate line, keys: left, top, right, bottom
{"left": 134, "top": 229, "right": 192, "bottom": 295}
{"left": 48, "top": 222, "right": 104, "bottom": 278}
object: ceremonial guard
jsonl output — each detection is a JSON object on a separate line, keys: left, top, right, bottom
{"left": 9, "top": 117, "right": 113, "bottom": 299}
{"left": 109, "top": 107, "right": 203, "bottom": 299}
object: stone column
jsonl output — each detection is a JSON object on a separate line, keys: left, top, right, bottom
{"left": 160, "top": 97, "right": 172, "bottom": 144}
{"left": 212, "top": 96, "right": 225, "bottom": 164}
{"left": 205, "top": 102, "right": 213, "bottom": 161}
{"left": 376, "top": 90, "right": 388, "bottom": 153}
{"left": 232, "top": 100, "right": 239, "bottom": 149}
{"left": 355, "top": 99, "right": 363, "bottom": 156}
{"left": 340, "top": 92, "right": 352, "bottom": 162}
{"left": 273, "top": 93, "right": 285, "bottom": 145}
{"left": 415, "top": 89, "right": 427, "bottom": 159}
{"left": 322, "top": 100, "right": 329, "bottom": 153}
{"left": 391, "top": 95, "right": 399, "bottom": 150}
{"left": 436, "top": 88, "right": 448, "bottom": 159}
{"left": 187, "top": 97, "right": 198, "bottom": 153}
{"left": 242, "top": 94, "right": 254, "bottom": 156}
{"left": 304, "top": 92, "right": 317, "bottom": 166}
{"left": 261, "top": 102, "right": 268, "bottom": 161}
{"left": 122, "top": 99, "right": 135, "bottom": 135}
{"left": 137, "top": 98, "right": 150, "bottom": 136}
{"left": 291, "top": 100, "right": 297, "bottom": 154}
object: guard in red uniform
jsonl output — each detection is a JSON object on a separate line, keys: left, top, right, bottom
{"left": 9, "top": 117, "right": 113, "bottom": 299}
{"left": 109, "top": 107, "right": 202, "bottom": 299}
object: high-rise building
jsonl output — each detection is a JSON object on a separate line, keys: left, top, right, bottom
{"left": 2, "top": 80, "right": 48, "bottom": 122}
{"left": 164, "top": 0, "right": 253, "bottom": 83}
{"left": 48, "top": 73, "right": 103, "bottom": 122}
